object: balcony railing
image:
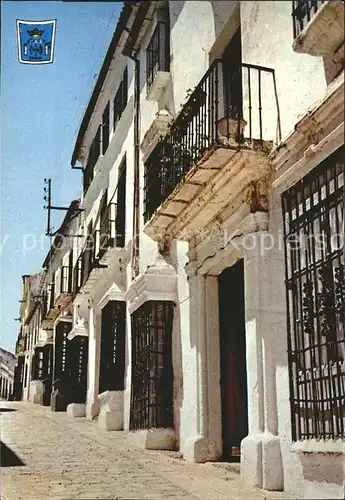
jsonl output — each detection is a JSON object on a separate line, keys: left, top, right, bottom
{"left": 144, "top": 59, "right": 278, "bottom": 222}
{"left": 146, "top": 21, "right": 170, "bottom": 94}
{"left": 98, "top": 202, "right": 117, "bottom": 260}
{"left": 80, "top": 230, "right": 106, "bottom": 288}
{"left": 292, "top": 0, "right": 325, "bottom": 38}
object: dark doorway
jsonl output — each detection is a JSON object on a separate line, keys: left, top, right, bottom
{"left": 218, "top": 259, "right": 248, "bottom": 460}
{"left": 222, "top": 27, "right": 243, "bottom": 120}
{"left": 99, "top": 301, "right": 126, "bottom": 394}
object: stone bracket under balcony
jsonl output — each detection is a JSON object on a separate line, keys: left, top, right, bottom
{"left": 54, "top": 292, "right": 73, "bottom": 310}
{"left": 98, "top": 245, "right": 125, "bottom": 268}
{"left": 80, "top": 264, "right": 108, "bottom": 295}
{"left": 140, "top": 109, "right": 173, "bottom": 164}
{"left": 146, "top": 71, "right": 171, "bottom": 102}
{"left": 293, "top": 1, "right": 345, "bottom": 56}
{"left": 144, "top": 146, "right": 273, "bottom": 242}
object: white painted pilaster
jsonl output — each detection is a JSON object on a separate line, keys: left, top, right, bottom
{"left": 241, "top": 232, "right": 284, "bottom": 491}
{"left": 86, "top": 306, "right": 101, "bottom": 419}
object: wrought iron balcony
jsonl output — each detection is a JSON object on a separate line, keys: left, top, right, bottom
{"left": 144, "top": 59, "right": 279, "bottom": 236}
{"left": 97, "top": 202, "right": 125, "bottom": 265}
{"left": 41, "top": 282, "right": 59, "bottom": 327}
{"left": 79, "top": 231, "right": 107, "bottom": 293}
{"left": 292, "top": 1, "right": 344, "bottom": 55}
{"left": 54, "top": 265, "right": 73, "bottom": 309}
{"left": 292, "top": 0, "right": 325, "bottom": 38}
{"left": 146, "top": 20, "right": 170, "bottom": 100}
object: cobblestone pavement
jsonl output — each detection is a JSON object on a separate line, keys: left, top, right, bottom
{"left": 0, "top": 402, "right": 287, "bottom": 500}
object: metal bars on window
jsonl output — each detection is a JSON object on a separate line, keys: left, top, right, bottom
{"left": 102, "top": 102, "right": 110, "bottom": 155}
{"left": 113, "top": 67, "right": 128, "bottom": 132}
{"left": 292, "top": 1, "right": 325, "bottom": 38}
{"left": 83, "top": 125, "right": 102, "bottom": 195}
{"left": 99, "top": 301, "right": 126, "bottom": 394}
{"left": 130, "top": 301, "right": 174, "bottom": 431}
{"left": 282, "top": 146, "right": 344, "bottom": 441}
{"left": 146, "top": 21, "right": 170, "bottom": 94}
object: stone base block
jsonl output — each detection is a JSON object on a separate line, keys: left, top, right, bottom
{"left": 86, "top": 400, "right": 100, "bottom": 419}
{"left": 98, "top": 410, "right": 123, "bottom": 431}
{"left": 241, "top": 434, "right": 262, "bottom": 488}
{"left": 127, "top": 428, "right": 176, "bottom": 450}
{"left": 98, "top": 390, "right": 123, "bottom": 412}
{"left": 29, "top": 380, "right": 44, "bottom": 405}
{"left": 67, "top": 403, "right": 86, "bottom": 418}
{"left": 32, "top": 393, "right": 43, "bottom": 405}
{"left": 262, "top": 434, "right": 283, "bottom": 491}
{"left": 182, "top": 435, "right": 214, "bottom": 463}
{"left": 241, "top": 433, "right": 283, "bottom": 491}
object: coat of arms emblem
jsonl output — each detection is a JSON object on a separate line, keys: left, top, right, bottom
{"left": 16, "top": 20, "right": 56, "bottom": 65}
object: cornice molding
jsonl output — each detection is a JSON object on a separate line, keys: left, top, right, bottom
{"left": 125, "top": 254, "right": 177, "bottom": 314}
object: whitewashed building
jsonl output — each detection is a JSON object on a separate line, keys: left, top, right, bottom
{"left": 0, "top": 348, "right": 16, "bottom": 400}
{"left": 14, "top": 1, "right": 344, "bottom": 498}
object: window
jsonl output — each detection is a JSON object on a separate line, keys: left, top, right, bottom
{"left": 60, "top": 253, "right": 72, "bottom": 294}
{"left": 115, "top": 160, "right": 126, "bottom": 247}
{"left": 99, "top": 301, "right": 126, "bottom": 394}
{"left": 73, "top": 256, "right": 82, "bottom": 295}
{"left": 113, "top": 67, "right": 128, "bottom": 131}
{"left": 146, "top": 6, "right": 170, "bottom": 94}
{"left": 282, "top": 146, "right": 344, "bottom": 441}
{"left": 130, "top": 301, "right": 174, "bottom": 431}
{"left": 102, "top": 102, "right": 110, "bottom": 155}
{"left": 83, "top": 126, "right": 101, "bottom": 195}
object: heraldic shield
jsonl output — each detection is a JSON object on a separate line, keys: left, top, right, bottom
{"left": 17, "top": 20, "right": 56, "bottom": 65}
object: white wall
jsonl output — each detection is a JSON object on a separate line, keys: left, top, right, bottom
{"left": 240, "top": 1, "right": 327, "bottom": 141}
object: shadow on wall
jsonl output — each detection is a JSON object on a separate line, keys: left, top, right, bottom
{"left": 300, "top": 452, "right": 344, "bottom": 487}
{"left": 0, "top": 441, "right": 25, "bottom": 467}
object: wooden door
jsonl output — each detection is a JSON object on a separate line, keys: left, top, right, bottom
{"left": 218, "top": 260, "right": 248, "bottom": 459}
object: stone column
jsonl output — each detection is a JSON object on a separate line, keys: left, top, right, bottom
{"left": 241, "top": 231, "right": 284, "bottom": 491}
{"left": 86, "top": 306, "right": 101, "bottom": 419}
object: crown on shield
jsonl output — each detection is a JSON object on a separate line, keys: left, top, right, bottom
{"left": 27, "top": 27, "right": 44, "bottom": 38}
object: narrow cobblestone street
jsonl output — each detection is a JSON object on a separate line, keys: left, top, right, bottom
{"left": 0, "top": 402, "right": 289, "bottom": 500}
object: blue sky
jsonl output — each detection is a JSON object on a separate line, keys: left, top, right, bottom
{"left": 0, "top": 1, "right": 122, "bottom": 352}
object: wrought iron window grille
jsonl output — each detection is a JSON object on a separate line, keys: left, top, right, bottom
{"left": 130, "top": 301, "right": 174, "bottom": 431}
{"left": 113, "top": 67, "right": 128, "bottom": 132}
{"left": 282, "top": 146, "right": 344, "bottom": 441}
{"left": 83, "top": 125, "right": 102, "bottom": 195}
{"left": 146, "top": 20, "right": 170, "bottom": 94}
